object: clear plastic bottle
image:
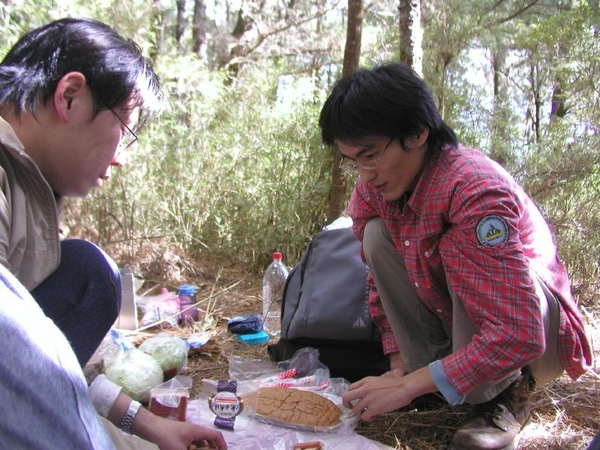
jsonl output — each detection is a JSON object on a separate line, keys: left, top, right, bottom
{"left": 262, "top": 252, "right": 289, "bottom": 337}
{"left": 178, "top": 284, "right": 198, "bottom": 325}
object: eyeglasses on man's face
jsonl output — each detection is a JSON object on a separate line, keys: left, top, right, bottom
{"left": 107, "top": 107, "right": 138, "bottom": 150}
{"left": 339, "top": 137, "right": 395, "bottom": 173}
{"left": 96, "top": 94, "right": 139, "bottom": 150}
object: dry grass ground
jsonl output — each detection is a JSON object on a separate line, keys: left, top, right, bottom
{"left": 129, "top": 264, "right": 600, "bottom": 450}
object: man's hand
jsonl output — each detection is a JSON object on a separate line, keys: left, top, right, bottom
{"left": 144, "top": 416, "right": 227, "bottom": 450}
{"left": 108, "top": 393, "right": 227, "bottom": 450}
{"left": 341, "top": 366, "right": 436, "bottom": 422}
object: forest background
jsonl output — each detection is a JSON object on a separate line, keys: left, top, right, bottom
{"left": 1, "top": 0, "right": 598, "bottom": 312}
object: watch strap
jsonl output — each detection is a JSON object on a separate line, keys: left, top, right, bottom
{"left": 214, "top": 415, "right": 236, "bottom": 430}
{"left": 120, "top": 400, "right": 142, "bottom": 434}
{"left": 217, "top": 379, "right": 237, "bottom": 394}
{"left": 212, "top": 380, "right": 239, "bottom": 430}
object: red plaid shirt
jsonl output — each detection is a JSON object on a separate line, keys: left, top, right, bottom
{"left": 350, "top": 146, "right": 592, "bottom": 395}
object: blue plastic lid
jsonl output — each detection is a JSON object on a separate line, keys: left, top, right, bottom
{"left": 178, "top": 284, "right": 196, "bottom": 295}
{"left": 235, "top": 330, "right": 269, "bottom": 345}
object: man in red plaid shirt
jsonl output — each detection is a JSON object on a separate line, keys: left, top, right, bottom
{"left": 319, "top": 63, "right": 593, "bottom": 450}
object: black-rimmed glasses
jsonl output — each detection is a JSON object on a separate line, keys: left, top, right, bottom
{"left": 107, "top": 107, "right": 138, "bottom": 150}
{"left": 339, "top": 137, "right": 395, "bottom": 173}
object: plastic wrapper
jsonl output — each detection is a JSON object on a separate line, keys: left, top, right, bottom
{"left": 95, "top": 329, "right": 127, "bottom": 367}
{"left": 139, "top": 333, "right": 188, "bottom": 380}
{"left": 188, "top": 348, "right": 393, "bottom": 449}
{"left": 105, "top": 346, "right": 164, "bottom": 403}
{"left": 202, "top": 348, "right": 357, "bottom": 434}
{"left": 139, "top": 288, "right": 180, "bottom": 328}
{"left": 148, "top": 375, "right": 192, "bottom": 421}
{"left": 229, "top": 347, "right": 326, "bottom": 381}
{"left": 100, "top": 330, "right": 164, "bottom": 403}
{"left": 188, "top": 390, "right": 392, "bottom": 450}
{"left": 187, "top": 331, "right": 212, "bottom": 350}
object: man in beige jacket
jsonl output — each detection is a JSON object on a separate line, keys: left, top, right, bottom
{"left": 0, "top": 18, "right": 226, "bottom": 449}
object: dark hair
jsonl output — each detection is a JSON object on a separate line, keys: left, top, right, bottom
{"left": 0, "top": 17, "right": 163, "bottom": 128}
{"left": 319, "top": 62, "right": 457, "bottom": 158}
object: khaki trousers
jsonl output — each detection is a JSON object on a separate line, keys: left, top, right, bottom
{"left": 363, "top": 217, "right": 564, "bottom": 404}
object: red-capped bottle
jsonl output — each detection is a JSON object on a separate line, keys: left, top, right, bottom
{"left": 262, "top": 252, "right": 289, "bottom": 337}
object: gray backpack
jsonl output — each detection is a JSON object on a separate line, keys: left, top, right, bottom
{"left": 268, "top": 222, "right": 389, "bottom": 381}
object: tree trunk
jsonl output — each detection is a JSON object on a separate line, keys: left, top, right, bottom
{"left": 192, "top": 0, "right": 207, "bottom": 58}
{"left": 398, "top": 0, "right": 423, "bottom": 75}
{"left": 176, "top": 0, "right": 186, "bottom": 53}
{"left": 223, "top": 10, "right": 252, "bottom": 81}
{"left": 341, "top": 0, "right": 363, "bottom": 76}
{"left": 327, "top": 0, "right": 363, "bottom": 222}
{"left": 148, "top": 0, "right": 164, "bottom": 63}
{"left": 489, "top": 42, "right": 513, "bottom": 167}
{"left": 550, "top": 84, "right": 568, "bottom": 119}
{"left": 528, "top": 62, "right": 542, "bottom": 144}
{"left": 550, "top": 39, "right": 569, "bottom": 122}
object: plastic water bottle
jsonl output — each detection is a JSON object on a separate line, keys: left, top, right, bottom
{"left": 262, "top": 252, "right": 288, "bottom": 337}
{"left": 178, "top": 284, "right": 198, "bottom": 325}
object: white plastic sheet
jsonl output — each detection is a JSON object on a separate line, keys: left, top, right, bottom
{"left": 186, "top": 397, "right": 393, "bottom": 450}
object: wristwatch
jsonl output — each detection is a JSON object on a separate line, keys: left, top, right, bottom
{"left": 120, "top": 400, "right": 142, "bottom": 434}
{"left": 208, "top": 380, "right": 243, "bottom": 430}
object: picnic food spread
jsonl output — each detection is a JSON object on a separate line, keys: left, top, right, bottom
{"left": 149, "top": 391, "right": 188, "bottom": 421}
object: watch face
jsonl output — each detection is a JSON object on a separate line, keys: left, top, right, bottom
{"left": 208, "top": 391, "right": 243, "bottom": 419}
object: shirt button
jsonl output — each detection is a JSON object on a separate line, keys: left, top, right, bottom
{"left": 414, "top": 282, "right": 419, "bottom": 288}
{"left": 436, "top": 309, "right": 442, "bottom": 313}
{"left": 404, "top": 240, "right": 410, "bottom": 246}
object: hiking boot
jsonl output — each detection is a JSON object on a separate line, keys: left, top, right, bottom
{"left": 452, "top": 369, "right": 535, "bottom": 450}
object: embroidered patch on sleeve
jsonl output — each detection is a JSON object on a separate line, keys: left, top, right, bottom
{"left": 476, "top": 215, "right": 509, "bottom": 247}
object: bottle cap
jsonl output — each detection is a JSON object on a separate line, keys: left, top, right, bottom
{"left": 273, "top": 252, "right": 283, "bottom": 260}
{"left": 178, "top": 284, "right": 196, "bottom": 295}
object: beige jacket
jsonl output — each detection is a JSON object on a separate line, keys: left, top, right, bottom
{"left": 0, "top": 116, "right": 60, "bottom": 291}
{"left": 0, "top": 117, "right": 122, "bottom": 418}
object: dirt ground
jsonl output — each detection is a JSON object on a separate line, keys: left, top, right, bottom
{"left": 125, "top": 264, "right": 600, "bottom": 450}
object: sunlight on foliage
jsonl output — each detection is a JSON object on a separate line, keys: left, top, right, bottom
{"left": 2, "top": 0, "right": 598, "bottom": 307}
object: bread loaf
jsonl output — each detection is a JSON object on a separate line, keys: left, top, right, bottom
{"left": 255, "top": 387, "right": 341, "bottom": 428}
